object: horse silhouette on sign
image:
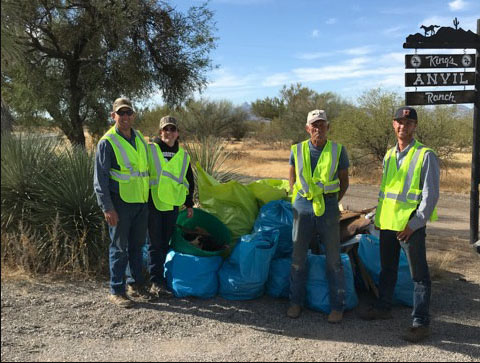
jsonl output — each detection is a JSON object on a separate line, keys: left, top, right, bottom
{"left": 420, "top": 25, "right": 440, "bottom": 36}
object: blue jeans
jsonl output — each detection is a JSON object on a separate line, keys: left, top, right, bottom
{"left": 108, "top": 193, "right": 148, "bottom": 295}
{"left": 147, "top": 202, "right": 178, "bottom": 286}
{"left": 377, "top": 228, "right": 431, "bottom": 327}
{"left": 289, "top": 196, "right": 345, "bottom": 311}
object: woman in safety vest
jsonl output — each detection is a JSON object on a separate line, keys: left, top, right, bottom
{"left": 147, "top": 115, "right": 195, "bottom": 298}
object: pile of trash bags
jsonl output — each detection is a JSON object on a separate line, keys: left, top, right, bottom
{"left": 157, "top": 166, "right": 414, "bottom": 311}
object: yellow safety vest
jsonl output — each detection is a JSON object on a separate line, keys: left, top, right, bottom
{"left": 375, "top": 140, "right": 438, "bottom": 231}
{"left": 100, "top": 126, "right": 149, "bottom": 203}
{"left": 148, "top": 143, "right": 190, "bottom": 211}
{"left": 292, "top": 139, "right": 341, "bottom": 216}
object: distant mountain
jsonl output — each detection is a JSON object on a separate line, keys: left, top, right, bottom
{"left": 239, "top": 102, "right": 271, "bottom": 122}
{"left": 455, "top": 104, "right": 474, "bottom": 117}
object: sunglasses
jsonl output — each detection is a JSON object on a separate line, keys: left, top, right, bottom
{"left": 116, "top": 109, "right": 134, "bottom": 116}
{"left": 163, "top": 126, "right": 177, "bottom": 132}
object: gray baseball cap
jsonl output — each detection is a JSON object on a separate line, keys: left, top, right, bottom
{"left": 306, "top": 109, "right": 327, "bottom": 125}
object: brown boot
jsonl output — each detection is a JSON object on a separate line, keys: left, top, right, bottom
{"left": 126, "top": 284, "right": 152, "bottom": 301}
{"left": 286, "top": 304, "right": 302, "bottom": 319}
{"left": 328, "top": 310, "right": 343, "bottom": 324}
{"left": 108, "top": 293, "right": 134, "bottom": 308}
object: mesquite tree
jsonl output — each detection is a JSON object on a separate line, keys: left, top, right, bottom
{"left": 2, "top": 0, "right": 217, "bottom": 146}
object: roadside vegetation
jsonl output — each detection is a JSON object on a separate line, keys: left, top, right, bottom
{"left": 1, "top": 87, "right": 473, "bottom": 277}
{"left": 0, "top": 1, "right": 473, "bottom": 278}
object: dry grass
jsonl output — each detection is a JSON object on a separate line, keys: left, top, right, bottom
{"left": 220, "top": 140, "right": 472, "bottom": 194}
{"left": 427, "top": 234, "right": 480, "bottom": 281}
{"left": 222, "top": 139, "right": 291, "bottom": 179}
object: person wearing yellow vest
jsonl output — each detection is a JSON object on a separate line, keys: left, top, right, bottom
{"left": 94, "top": 97, "right": 150, "bottom": 308}
{"left": 287, "top": 109, "right": 350, "bottom": 323}
{"left": 146, "top": 115, "right": 195, "bottom": 298}
{"left": 360, "top": 106, "right": 440, "bottom": 343}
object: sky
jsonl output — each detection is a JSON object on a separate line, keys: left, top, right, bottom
{"left": 153, "top": 0, "right": 479, "bottom": 107}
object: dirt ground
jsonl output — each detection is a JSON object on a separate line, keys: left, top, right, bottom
{"left": 1, "top": 185, "right": 479, "bottom": 362}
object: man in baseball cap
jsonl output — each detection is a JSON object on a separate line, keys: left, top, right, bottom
{"left": 306, "top": 109, "right": 328, "bottom": 125}
{"left": 112, "top": 97, "right": 135, "bottom": 113}
{"left": 361, "top": 105, "right": 440, "bottom": 343}
{"left": 393, "top": 106, "right": 417, "bottom": 122}
{"left": 287, "top": 108, "right": 350, "bottom": 323}
{"left": 94, "top": 97, "right": 150, "bottom": 307}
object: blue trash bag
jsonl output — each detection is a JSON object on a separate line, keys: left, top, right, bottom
{"left": 219, "top": 229, "right": 279, "bottom": 300}
{"left": 265, "top": 257, "right": 291, "bottom": 298}
{"left": 164, "top": 250, "right": 224, "bottom": 299}
{"left": 252, "top": 200, "right": 293, "bottom": 259}
{"left": 357, "top": 234, "right": 413, "bottom": 307}
{"left": 306, "top": 253, "right": 358, "bottom": 313}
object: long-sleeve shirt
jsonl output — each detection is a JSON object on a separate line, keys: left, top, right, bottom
{"left": 150, "top": 137, "right": 195, "bottom": 208}
{"left": 93, "top": 127, "right": 139, "bottom": 212}
{"left": 386, "top": 138, "right": 440, "bottom": 231}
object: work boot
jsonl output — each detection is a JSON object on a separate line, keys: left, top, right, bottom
{"left": 108, "top": 293, "right": 134, "bottom": 308}
{"left": 126, "top": 284, "right": 152, "bottom": 301}
{"left": 149, "top": 282, "right": 172, "bottom": 299}
{"left": 359, "top": 306, "right": 393, "bottom": 320}
{"left": 286, "top": 304, "right": 302, "bottom": 319}
{"left": 401, "top": 326, "right": 430, "bottom": 343}
{"left": 327, "top": 310, "right": 343, "bottom": 324}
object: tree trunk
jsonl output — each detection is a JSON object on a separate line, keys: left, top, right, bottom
{"left": 66, "top": 61, "right": 86, "bottom": 147}
{"left": 1, "top": 97, "right": 14, "bottom": 135}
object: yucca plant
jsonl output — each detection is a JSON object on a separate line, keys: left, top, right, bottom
{"left": 183, "top": 135, "right": 242, "bottom": 183}
{"left": 27, "top": 144, "right": 107, "bottom": 272}
{"left": 1, "top": 133, "right": 61, "bottom": 231}
{"left": 1, "top": 134, "right": 108, "bottom": 275}
{"left": 183, "top": 135, "right": 247, "bottom": 205}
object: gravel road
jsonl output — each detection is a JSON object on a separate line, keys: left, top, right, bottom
{"left": 2, "top": 186, "right": 479, "bottom": 362}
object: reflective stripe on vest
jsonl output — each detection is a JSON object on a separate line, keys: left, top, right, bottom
{"left": 295, "top": 140, "right": 340, "bottom": 195}
{"left": 101, "top": 127, "right": 149, "bottom": 203}
{"left": 149, "top": 144, "right": 189, "bottom": 189}
{"left": 148, "top": 143, "right": 190, "bottom": 211}
{"left": 292, "top": 139, "right": 341, "bottom": 217}
{"left": 377, "top": 144, "right": 425, "bottom": 203}
{"left": 106, "top": 132, "right": 149, "bottom": 180}
{"left": 375, "top": 140, "right": 438, "bottom": 231}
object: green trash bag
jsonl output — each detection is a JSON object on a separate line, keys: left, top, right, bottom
{"left": 247, "top": 179, "right": 291, "bottom": 207}
{"left": 171, "top": 208, "right": 234, "bottom": 258}
{"left": 196, "top": 163, "right": 258, "bottom": 242}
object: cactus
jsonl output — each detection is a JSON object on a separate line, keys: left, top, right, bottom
{"left": 453, "top": 17, "right": 459, "bottom": 29}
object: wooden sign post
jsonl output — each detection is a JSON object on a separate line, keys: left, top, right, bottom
{"left": 404, "top": 19, "right": 480, "bottom": 252}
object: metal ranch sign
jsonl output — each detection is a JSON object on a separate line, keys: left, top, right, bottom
{"left": 405, "top": 90, "right": 476, "bottom": 105}
{"left": 405, "top": 54, "right": 475, "bottom": 68}
{"left": 405, "top": 72, "right": 475, "bottom": 87}
{"left": 403, "top": 18, "right": 480, "bottom": 250}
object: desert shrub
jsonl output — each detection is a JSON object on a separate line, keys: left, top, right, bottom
{"left": 1, "top": 134, "right": 108, "bottom": 275}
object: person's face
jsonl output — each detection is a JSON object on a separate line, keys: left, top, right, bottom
{"left": 393, "top": 118, "right": 417, "bottom": 142}
{"left": 111, "top": 107, "right": 135, "bottom": 134}
{"left": 306, "top": 119, "right": 329, "bottom": 142}
{"left": 160, "top": 124, "right": 179, "bottom": 146}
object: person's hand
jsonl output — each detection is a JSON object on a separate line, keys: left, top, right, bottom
{"left": 186, "top": 207, "right": 194, "bottom": 218}
{"left": 104, "top": 209, "right": 119, "bottom": 227}
{"left": 397, "top": 226, "right": 414, "bottom": 243}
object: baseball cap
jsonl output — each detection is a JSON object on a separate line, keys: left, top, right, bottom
{"left": 159, "top": 115, "right": 178, "bottom": 129}
{"left": 394, "top": 106, "right": 417, "bottom": 121}
{"left": 112, "top": 97, "right": 135, "bottom": 113}
{"left": 306, "top": 109, "right": 328, "bottom": 125}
